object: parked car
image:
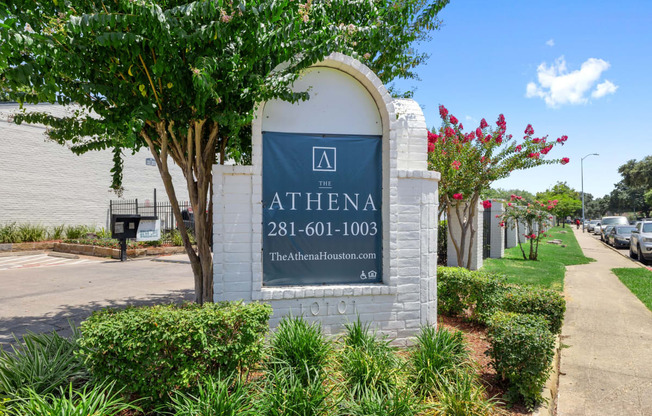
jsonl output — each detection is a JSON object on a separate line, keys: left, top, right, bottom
{"left": 587, "top": 220, "right": 600, "bottom": 232}
{"left": 596, "top": 216, "right": 629, "bottom": 236}
{"left": 600, "top": 225, "right": 615, "bottom": 242}
{"left": 607, "top": 226, "right": 637, "bottom": 248}
{"left": 630, "top": 220, "right": 652, "bottom": 265}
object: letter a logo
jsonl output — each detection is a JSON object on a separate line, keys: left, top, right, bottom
{"left": 312, "top": 147, "right": 337, "bottom": 172}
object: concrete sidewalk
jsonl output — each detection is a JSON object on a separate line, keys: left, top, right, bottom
{"left": 557, "top": 228, "right": 652, "bottom": 415}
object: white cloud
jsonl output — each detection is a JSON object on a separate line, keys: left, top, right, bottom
{"left": 546, "top": 39, "right": 555, "bottom": 47}
{"left": 592, "top": 80, "right": 618, "bottom": 98}
{"left": 526, "top": 56, "right": 618, "bottom": 107}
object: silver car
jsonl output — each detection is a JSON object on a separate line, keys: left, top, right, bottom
{"left": 597, "top": 216, "right": 629, "bottom": 235}
{"left": 630, "top": 220, "right": 652, "bottom": 264}
{"left": 587, "top": 220, "right": 600, "bottom": 232}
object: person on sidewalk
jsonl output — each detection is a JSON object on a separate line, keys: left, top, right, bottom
{"left": 575, "top": 218, "right": 580, "bottom": 229}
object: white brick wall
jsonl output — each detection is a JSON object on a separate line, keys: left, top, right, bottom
{"left": 0, "top": 103, "right": 188, "bottom": 228}
{"left": 505, "top": 219, "right": 518, "bottom": 248}
{"left": 446, "top": 201, "right": 484, "bottom": 270}
{"left": 213, "top": 53, "right": 439, "bottom": 345}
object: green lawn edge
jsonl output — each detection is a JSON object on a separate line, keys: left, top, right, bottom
{"left": 481, "top": 226, "right": 594, "bottom": 291}
{"left": 612, "top": 267, "right": 652, "bottom": 312}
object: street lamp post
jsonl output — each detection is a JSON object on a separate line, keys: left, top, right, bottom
{"left": 581, "top": 153, "right": 599, "bottom": 232}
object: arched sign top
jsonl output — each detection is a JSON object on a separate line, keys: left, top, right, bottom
{"left": 262, "top": 66, "right": 382, "bottom": 136}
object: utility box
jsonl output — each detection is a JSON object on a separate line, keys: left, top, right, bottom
{"left": 111, "top": 214, "right": 141, "bottom": 240}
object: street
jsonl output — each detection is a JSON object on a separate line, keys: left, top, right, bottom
{"left": 0, "top": 254, "right": 193, "bottom": 349}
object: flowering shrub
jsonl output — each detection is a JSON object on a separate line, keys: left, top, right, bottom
{"left": 428, "top": 105, "right": 569, "bottom": 268}
{"left": 499, "top": 197, "right": 556, "bottom": 260}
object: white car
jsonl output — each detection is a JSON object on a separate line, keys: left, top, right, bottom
{"left": 596, "top": 216, "right": 629, "bottom": 235}
{"left": 630, "top": 220, "right": 652, "bottom": 265}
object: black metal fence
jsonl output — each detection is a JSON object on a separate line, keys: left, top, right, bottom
{"left": 482, "top": 209, "right": 491, "bottom": 259}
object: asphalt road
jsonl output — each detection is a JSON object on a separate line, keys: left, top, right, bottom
{"left": 0, "top": 255, "right": 193, "bottom": 349}
{"left": 585, "top": 230, "right": 651, "bottom": 268}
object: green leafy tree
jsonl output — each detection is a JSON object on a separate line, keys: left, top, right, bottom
{"left": 428, "top": 105, "right": 569, "bottom": 269}
{"left": 585, "top": 196, "right": 609, "bottom": 219}
{"left": 536, "top": 182, "right": 582, "bottom": 227}
{"left": 0, "top": 0, "right": 448, "bottom": 303}
{"left": 499, "top": 199, "right": 555, "bottom": 260}
{"left": 613, "top": 157, "right": 652, "bottom": 218}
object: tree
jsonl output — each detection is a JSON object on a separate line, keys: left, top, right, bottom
{"left": 586, "top": 196, "right": 609, "bottom": 219}
{"left": 536, "top": 182, "right": 582, "bottom": 227}
{"left": 1, "top": 0, "right": 449, "bottom": 303}
{"left": 428, "top": 105, "right": 569, "bottom": 269}
{"left": 500, "top": 199, "right": 555, "bottom": 261}
{"left": 613, "top": 157, "right": 652, "bottom": 218}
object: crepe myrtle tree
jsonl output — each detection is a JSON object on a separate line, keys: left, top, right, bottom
{"left": 500, "top": 198, "right": 556, "bottom": 261}
{"left": 0, "top": 0, "right": 449, "bottom": 304}
{"left": 427, "top": 105, "right": 569, "bottom": 269}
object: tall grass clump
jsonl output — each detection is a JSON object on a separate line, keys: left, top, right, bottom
{"left": 267, "top": 316, "right": 331, "bottom": 384}
{"left": 409, "top": 326, "right": 471, "bottom": 396}
{"left": 8, "top": 383, "right": 136, "bottom": 416}
{"left": 339, "top": 318, "right": 402, "bottom": 398}
{"left": 430, "top": 371, "right": 496, "bottom": 416}
{"left": 17, "top": 224, "right": 48, "bottom": 242}
{"left": 64, "top": 225, "right": 90, "bottom": 239}
{"left": 50, "top": 224, "right": 65, "bottom": 240}
{"left": 344, "top": 386, "right": 421, "bottom": 416}
{"left": 0, "top": 329, "right": 87, "bottom": 400}
{"left": 256, "top": 366, "right": 333, "bottom": 416}
{"left": 0, "top": 223, "right": 20, "bottom": 243}
{"left": 170, "top": 376, "right": 253, "bottom": 416}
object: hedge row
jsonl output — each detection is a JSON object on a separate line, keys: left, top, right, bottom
{"left": 438, "top": 267, "right": 564, "bottom": 408}
{"left": 79, "top": 302, "right": 272, "bottom": 407}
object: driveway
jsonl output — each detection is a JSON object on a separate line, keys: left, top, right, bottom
{"left": 0, "top": 254, "right": 194, "bottom": 349}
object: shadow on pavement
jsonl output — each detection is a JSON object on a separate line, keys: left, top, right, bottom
{"left": 0, "top": 289, "right": 194, "bottom": 351}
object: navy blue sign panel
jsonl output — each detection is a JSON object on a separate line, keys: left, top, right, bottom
{"left": 263, "top": 132, "right": 382, "bottom": 286}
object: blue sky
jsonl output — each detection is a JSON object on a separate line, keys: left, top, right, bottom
{"left": 393, "top": 0, "right": 652, "bottom": 199}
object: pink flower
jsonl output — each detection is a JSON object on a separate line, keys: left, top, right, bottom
{"left": 449, "top": 115, "right": 459, "bottom": 125}
{"left": 495, "top": 134, "right": 503, "bottom": 144}
{"left": 453, "top": 193, "right": 463, "bottom": 200}
{"left": 561, "top": 157, "right": 570, "bottom": 165}
{"left": 451, "top": 160, "right": 461, "bottom": 170}
{"left": 428, "top": 142, "right": 435, "bottom": 152}
{"left": 541, "top": 144, "right": 553, "bottom": 155}
{"left": 556, "top": 135, "right": 568, "bottom": 145}
{"left": 475, "top": 127, "right": 483, "bottom": 139}
{"left": 510, "top": 194, "right": 517, "bottom": 201}
{"left": 524, "top": 124, "right": 534, "bottom": 136}
{"left": 439, "top": 105, "right": 448, "bottom": 120}
{"left": 515, "top": 145, "right": 522, "bottom": 152}
{"left": 499, "top": 221, "right": 505, "bottom": 227}
{"left": 532, "top": 138, "right": 541, "bottom": 144}
{"left": 496, "top": 114, "right": 506, "bottom": 131}
{"left": 529, "top": 152, "right": 540, "bottom": 159}
{"left": 459, "top": 123, "right": 463, "bottom": 130}
{"left": 508, "top": 202, "right": 512, "bottom": 207}
{"left": 480, "top": 118, "right": 488, "bottom": 129}
{"left": 483, "top": 200, "right": 492, "bottom": 209}
{"left": 445, "top": 127, "right": 455, "bottom": 138}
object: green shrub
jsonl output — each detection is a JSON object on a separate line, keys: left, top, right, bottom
{"left": 430, "top": 371, "right": 496, "bottom": 416}
{"left": 0, "top": 223, "right": 20, "bottom": 243}
{"left": 64, "top": 225, "right": 90, "bottom": 239}
{"left": 339, "top": 319, "right": 402, "bottom": 398}
{"left": 79, "top": 302, "right": 271, "bottom": 408}
{"left": 409, "top": 326, "right": 470, "bottom": 396}
{"left": 7, "top": 383, "right": 136, "bottom": 416}
{"left": 268, "top": 316, "right": 331, "bottom": 385}
{"left": 437, "top": 267, "right": 506, "bottom": 323}
{"left": 0, "top": 330, "right": 87, "bottom": 400}
{"left": 486, "top": 312, "right": 555, "bottom": 409}
{"left": 499, "top": 285, "right": 566, "bottom": 334}
{"left": 170, "top": 375, "right": 253, "bottom": 416}
{"left": 94, "top": 227, "right": 111, "bottom": 240}
{"left": 17, "top": 224, "right": 48, "bottom": 242}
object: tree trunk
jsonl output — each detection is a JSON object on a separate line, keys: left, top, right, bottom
{"left": 141, "top": 119, "right": 217, "bottom": 304}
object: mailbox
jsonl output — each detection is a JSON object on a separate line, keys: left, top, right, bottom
{"left": 111, "top": 214, "right": 141, "bottom": 240}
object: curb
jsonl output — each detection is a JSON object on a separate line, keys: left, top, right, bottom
{"left": 592, "top": 234, "right": 647, "bottom": 268}
{"left": 151, "top": 258, "right": 191, "bottom": 264}
{"left": 532, "top": 335, "right": 561, "bottom": 416}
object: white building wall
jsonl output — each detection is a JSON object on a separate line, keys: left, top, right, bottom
{"left": 0, "top": 103, "right": 188, "bottom": 229}
{"left": 213, "top": 54, "right": 439, "bottom": 344}
{"left": 505, "top": 219, "right": 518, "bottom": 248}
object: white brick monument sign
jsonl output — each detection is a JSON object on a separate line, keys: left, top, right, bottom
{"left": 212, "top": 53, "right": 439, "bottom": 343}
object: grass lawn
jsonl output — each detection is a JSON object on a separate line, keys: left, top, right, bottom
{"left": 481, "top": 226, "right": 594, "bottom": 291}
{"left": 612, "top": 267, "right": 652, "bottom": 311}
